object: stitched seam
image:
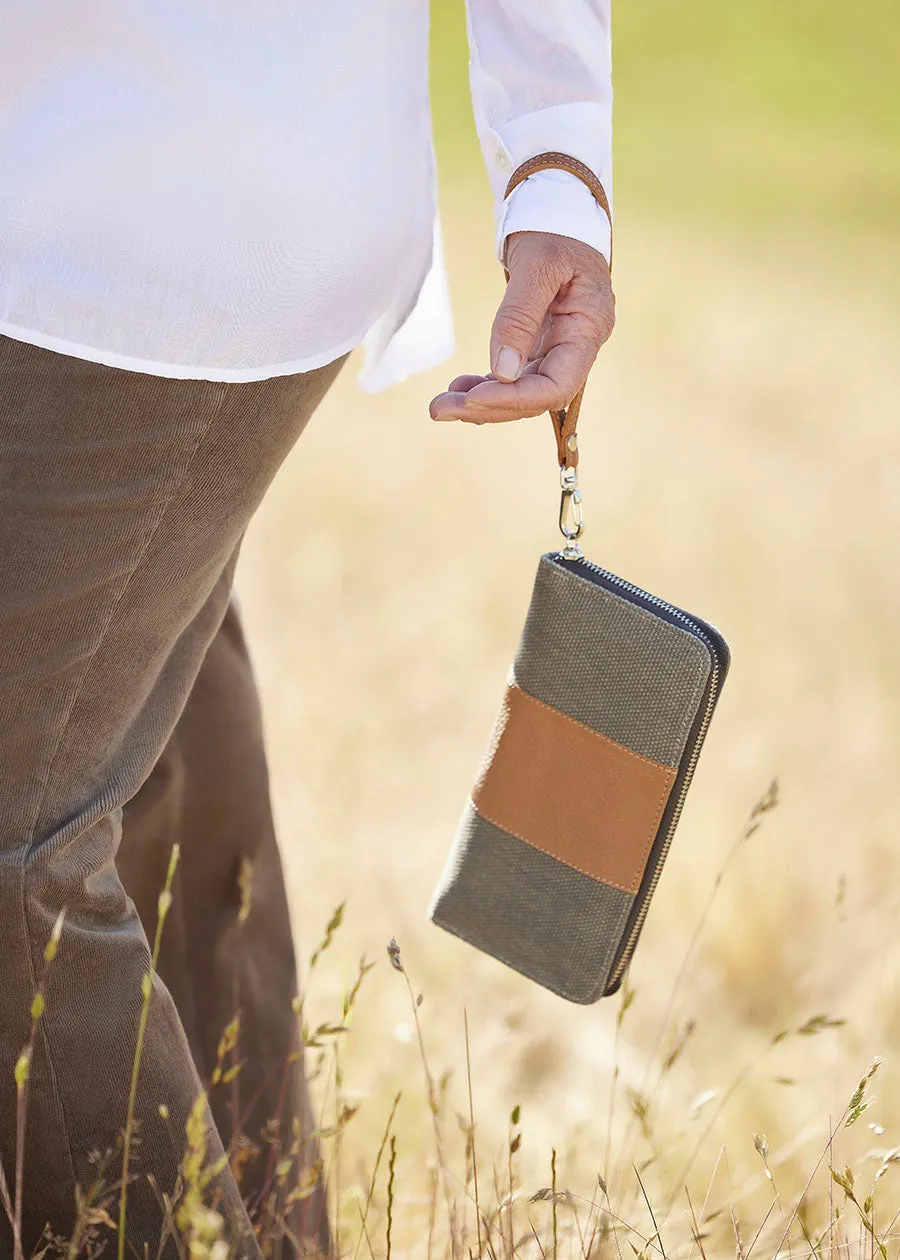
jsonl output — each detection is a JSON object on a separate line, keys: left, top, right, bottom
{"left": 540, "top": 557, "right": 710, "bottom": 662}
{"left": 504, "top": 681, "right": 675, "bottom": 773}
{"left": 16, "top": 389, "right": 223, "bottom": 1194}
{"left": 537, "top": 560, "right": 711, "bottom": 758}
{"left": 468, "top": 776, "right": 673, "bottom": 897}
{"left": 23, "top": 398, "right": 223, "bottom": 858}
{"left": 504, "top": 152, "right": 613, "bottom": 238}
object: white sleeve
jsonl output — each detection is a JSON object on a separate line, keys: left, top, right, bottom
{"left": 464, "top": 0, "right": 613, "bottom": 264}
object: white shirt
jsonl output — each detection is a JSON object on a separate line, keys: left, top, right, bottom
{"left": 0, "top": 1, "right": 612, "bottom": 391}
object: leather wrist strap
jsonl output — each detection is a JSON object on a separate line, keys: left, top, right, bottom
{"left": 502, "top": 151, "right": 613, "bottom": 472}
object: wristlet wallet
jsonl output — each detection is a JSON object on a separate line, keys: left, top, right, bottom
{"left": 428, "top": 154, "right": 730, "bottom": 1003}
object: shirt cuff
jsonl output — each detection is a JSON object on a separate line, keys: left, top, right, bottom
{"left": 496, "top": 169, "right": 612, "bottom": 267}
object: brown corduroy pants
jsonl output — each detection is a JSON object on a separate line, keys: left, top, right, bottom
{"left": 0, "top": 334, "right": 345, "bottom": 1257}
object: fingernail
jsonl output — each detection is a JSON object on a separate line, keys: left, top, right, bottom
{"left": 494, "top": 346, "right": 522, "bottom": 382}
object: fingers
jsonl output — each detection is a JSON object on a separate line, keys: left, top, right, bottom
{"left": 430, "top": 231, "right": 616, "bottom": 426}
{"left": 430, "top": 362, "right": 544, "bottom": 422}
{"left": 446, "top": 373, "right": 491, "bottom": 393}
{"left": 489, "top": 250, "right": 565, "bottom": 383}
{"left": 431, "top": 367, "right": 574, "bottom": 424}
{"left": 533, "top": 308, "right": 612, "bottom": 401}
{"left": 431, "top": 300, "right": 610, "bottom": 424}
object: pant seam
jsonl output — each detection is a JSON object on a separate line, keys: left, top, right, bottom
{"left": 16, "top": 386, "right": 225, "bottom": 1211}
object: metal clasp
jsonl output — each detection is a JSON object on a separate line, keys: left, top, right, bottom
{"left": 558, "top": 464, "right": 584, "bottom": 559}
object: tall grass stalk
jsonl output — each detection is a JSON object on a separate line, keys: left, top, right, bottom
{"left": 605, "top": 982, "right": 634, "bottom": 1186}
{"left": 615, "top": 781, "right": 779, "bottom": 1202}
{"left": 388, "top": 938, "right": 458, "bottom": 1254}
{"left": 506, "top": 1104, "right": 522, "bottom": 1258}
{"left": 685, "top": 1187, "right": 710, "bottom": 1260}
{"left": 465, "top": 1010, "right": 484, "bottom": 1258}
{"left": 664, "top": 1013, "right": 844, "bottom": 1218}
{"left": 0, "top": 909, "right": 66, "bottom": 1260}
{"left": 551, "top": 1148, "right": 558, "bottom": 1260}
{"left": 385, "top": 1134, "right": 396, "bottom": 1260}
{"left": 0, "top": 1159, "right": 15, "bottom": 1258}
{"left": 117, "top": 843, "right": 180, "bottom": 1260}
{"left": 352, "top": 1090, "right": 401, "bottom": 1260}
{"left": 37, "top": 841, "right": 900, "bottom": 1257}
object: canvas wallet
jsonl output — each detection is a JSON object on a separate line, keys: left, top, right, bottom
{"left": 428, "top": 153, "right": 730, "bottom": 1003}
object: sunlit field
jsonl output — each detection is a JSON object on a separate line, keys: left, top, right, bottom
{"left": 229, "top": 2, "right": 900, "bottom": 1254}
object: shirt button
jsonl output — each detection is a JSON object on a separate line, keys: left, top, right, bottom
{"left": 496, "top": 151, "right": 510, "bottom": 170}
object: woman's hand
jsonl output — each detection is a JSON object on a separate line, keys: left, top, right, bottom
{"left": 429, "top": 230, "right": 614, "bottom": 425}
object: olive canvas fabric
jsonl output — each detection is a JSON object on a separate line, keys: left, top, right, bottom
{"left": 431, "top": 555, "right": 717, "bottom": 1004}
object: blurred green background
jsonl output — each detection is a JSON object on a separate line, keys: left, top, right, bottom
{"left": 239, "top": 3, "right": 900, "bottom": 1252}
{"left": 432, "top": 0, "right": 900, "bottom": 246}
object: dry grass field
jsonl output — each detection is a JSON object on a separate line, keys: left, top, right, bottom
{"left": 229, "top": 2, "right": 900, "bottom": 1254}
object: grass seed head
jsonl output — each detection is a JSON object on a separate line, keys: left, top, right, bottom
{"left": 387, "top": 938, "right": 404, "bottom": 972}
{"left": 236, "top": 855, "right": 253, "bottom": 927}
{"left": 14, "top": 1049, "right": 30, "bottom": 1090}
{"left": 43, "top": 908, "right": 66, "bottom": 964}
{"left": 845, "top": 1057, "right": 884, "bottom": 1127}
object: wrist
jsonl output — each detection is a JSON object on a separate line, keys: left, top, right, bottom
{"left": 498, "top": 168, "right": 612, "bottom": 268}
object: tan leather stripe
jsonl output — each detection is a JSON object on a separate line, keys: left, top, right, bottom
{"left": 471, "top": 685, "right": 676, "bottom": 895}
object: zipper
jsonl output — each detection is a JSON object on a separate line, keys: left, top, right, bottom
{"left": 547, "top": 553, "right": 729, "bottom": 995}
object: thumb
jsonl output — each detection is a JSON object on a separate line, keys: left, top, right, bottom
{"left": 490, "top": 264, "right": 559, "bottom": 383}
